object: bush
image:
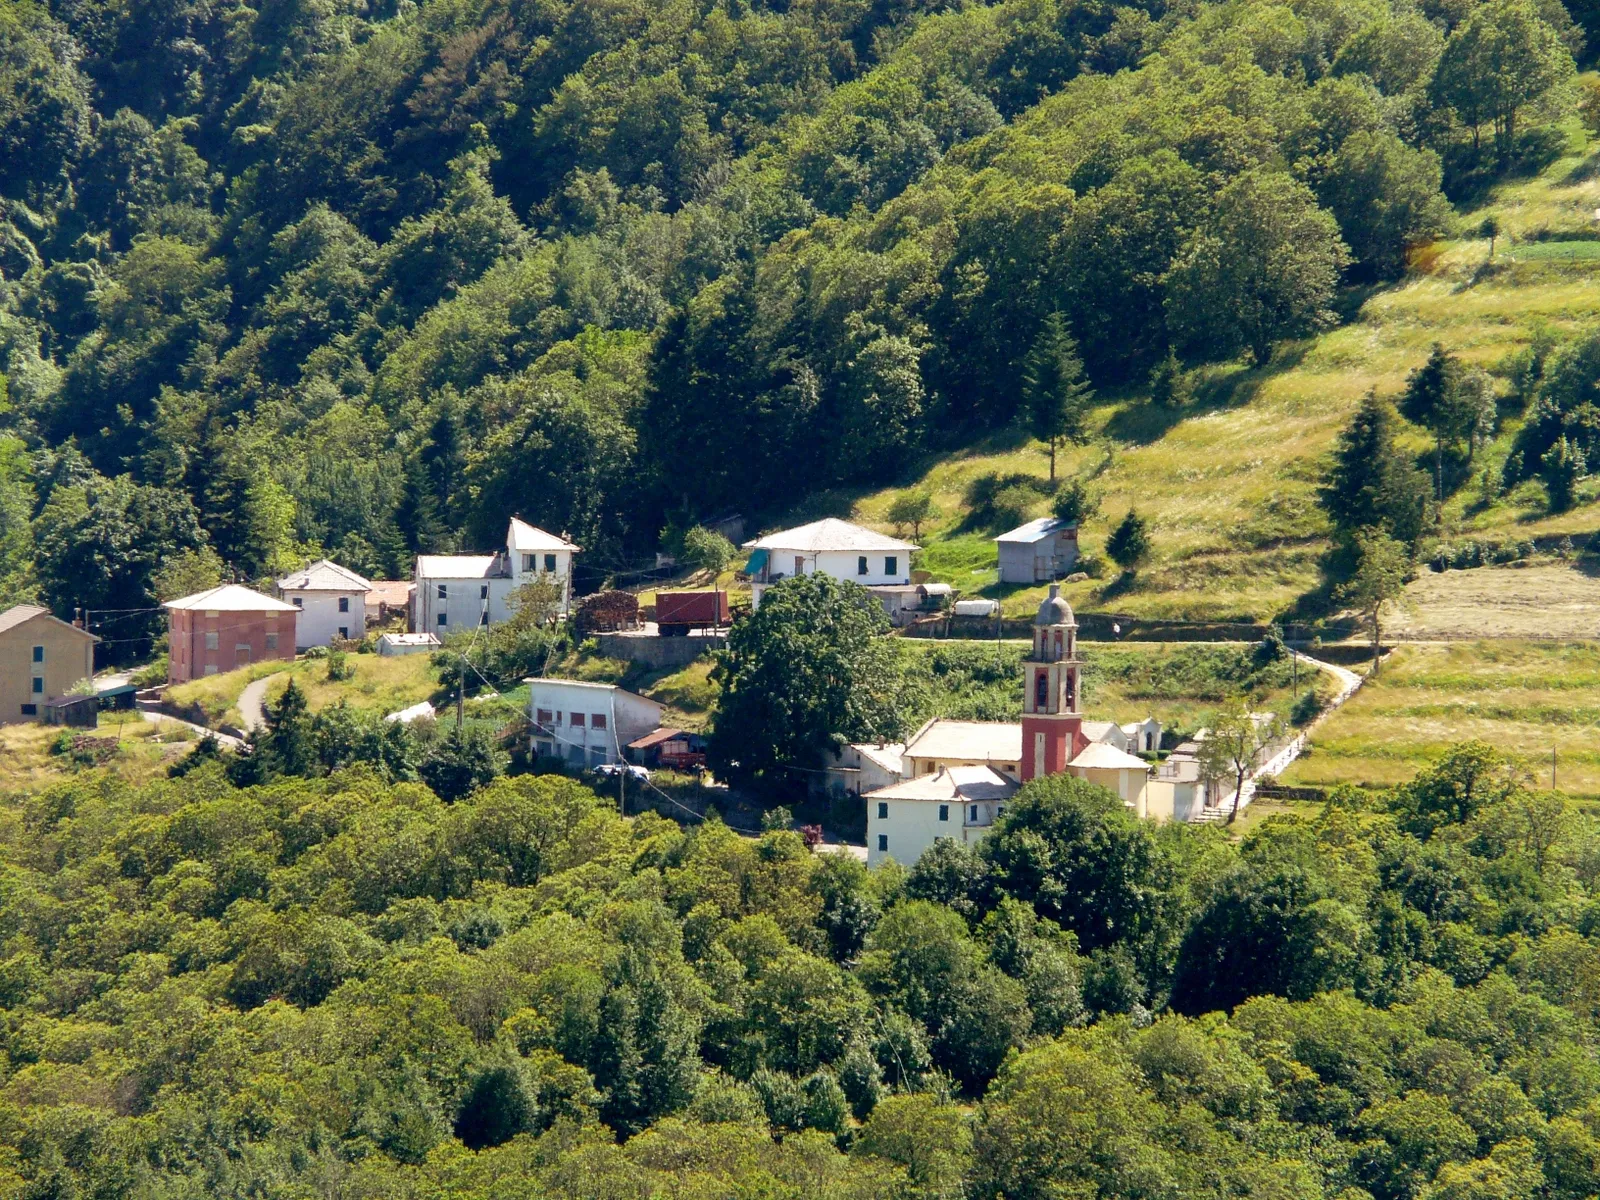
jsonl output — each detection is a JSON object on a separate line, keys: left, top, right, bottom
{"left": 326, "top": 651, "right": 355, "bottom": 681}
{"left": 1106, "top": 509, "right": 1151, "bottom": 570}
{"left": 682, "top": 525, "right": 736, "bottom": 574}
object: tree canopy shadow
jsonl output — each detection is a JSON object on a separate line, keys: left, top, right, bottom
{"left": 1101, "top": 342, "right": 1312, "bottom": 447}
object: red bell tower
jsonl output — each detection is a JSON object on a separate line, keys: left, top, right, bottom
{"left": 1020, "top": 584, "right": 1086, "bottom": 782}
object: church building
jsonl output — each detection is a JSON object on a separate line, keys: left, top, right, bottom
{"left": 862, "top": 585, "right": 1165, "bottom": 867}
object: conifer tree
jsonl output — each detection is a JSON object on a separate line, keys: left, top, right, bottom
{"left": 1021, "top": 312, "right": 1093, "bottom": 482}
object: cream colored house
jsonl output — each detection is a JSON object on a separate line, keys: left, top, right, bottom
{"left": 0, "top": 605, "right": 97, "bottom": 724}
{"left": 867, "top": 766, "right": 1017, "bottom": 867}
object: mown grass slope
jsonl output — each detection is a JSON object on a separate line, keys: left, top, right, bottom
{"left": 803, "top": 119, "right": 1600, "bottom": 626}
{"left": 1282, "top": 640, "right": 1600, "bottom": 796}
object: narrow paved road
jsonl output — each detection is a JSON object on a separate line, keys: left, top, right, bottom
{"left": 137, "top": 709, "right": 247, "bottom": 750}
{"left": 237, "top": 676, "right": 272, "bottom": 733}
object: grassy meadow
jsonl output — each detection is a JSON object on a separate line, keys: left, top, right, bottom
{"left": 1281, "top": 640, "right": 1600, "bottom": 797}
{"left": 798, "top": 119, "right": 1600, "bottom": 627}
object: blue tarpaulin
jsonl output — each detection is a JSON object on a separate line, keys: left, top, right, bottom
{"left": 743, "top": 548, "right": 768, "bottom": 576}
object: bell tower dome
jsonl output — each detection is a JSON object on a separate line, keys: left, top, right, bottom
{"left": 1020, "top": 584, "right": 1086, "bottom": 781}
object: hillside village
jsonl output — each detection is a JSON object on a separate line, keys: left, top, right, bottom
{"left": 12, "top": 0, "right": 1600, "bottom": 1192}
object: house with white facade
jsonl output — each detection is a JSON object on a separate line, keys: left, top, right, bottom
{"left": 277, "top": 560, "right": 372, "bottom": 649}
{"left": 867, "top": 766, "right": 1016, "bottom": 865}
{"left": 413, "top": 518, "right": 579, "bottom": 636}
{"left": 527, "top": 677, "right": 664, "bottom": 769}
{"left": 742, "top": 518, "right": 917, "bottom": 611}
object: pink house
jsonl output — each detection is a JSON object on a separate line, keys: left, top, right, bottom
{"left": 165, "top": 585, "right": 298, "bottom": 683}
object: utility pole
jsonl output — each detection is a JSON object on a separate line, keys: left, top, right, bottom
{"left": 456, "top": 652, "right": 465, "bottom": 731}
{"left": 619, "top": 763, "right": 626, "bottom": 816}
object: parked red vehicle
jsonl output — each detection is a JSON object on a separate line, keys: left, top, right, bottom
{"left": 655, "top": 590, "right": 731, "bottom": 636}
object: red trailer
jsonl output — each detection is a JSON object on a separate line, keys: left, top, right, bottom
{"left": 655, "top": 590, "right": 732, "bottom": 636}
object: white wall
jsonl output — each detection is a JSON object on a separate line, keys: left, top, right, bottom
{"left": 528, "top": 681, "right": 661, "bottom": 767}
{"left": 752, "top": 545, "right": 911, "bottom": 608}
{"left": 413, "top": 577, "right": 517, "bottom": 636}
{"left": 866, "top": 796, "right": 1005, "bottom": 868}
{"left": 509, "top": 548, "right": 574, "bottom": 613}
{"left": 284, "top": 590, "right": 366, "bottom": 648}
{"left": 903, "top": 752, "right": 1020, "bottom": 781}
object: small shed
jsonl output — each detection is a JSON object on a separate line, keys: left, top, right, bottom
{"left": 917, "top": 582, "right": 954, "bottom": 610}
{"left": 995, "top": 518, "right": 1079, "bottom": 584}
{"left": 44, "top": 694, "right": 98, "bottom": 727}
{"left": 953, "top": 598, "right": 999, "bottom": 617}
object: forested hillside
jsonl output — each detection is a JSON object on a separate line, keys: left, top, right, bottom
{"left": 0, "top": 745, "right": 1594, "bottom": 1198}
{"left": 0, "top": 0, "right": 1587, "bottom": 656}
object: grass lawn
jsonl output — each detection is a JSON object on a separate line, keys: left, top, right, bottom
{"left": 764, "top": 117, "right": 1600, "bottom": 628}
{"left": 0, "top": 713, "right": 192, "bottom": 793}
{"left": 1388, "top": 562, "right": 1600, "bottom": 640}
{"left": 260, "top": 653, "right": 440, "bottom": 717}
{"left": 165, "top": 659, "right": 297, "bottom": 726}
{"left": 1281, "top": 640, "right": 1600, "bottom": 797}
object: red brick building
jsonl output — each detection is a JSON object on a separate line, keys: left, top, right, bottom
{"left": 165, "top": 585, "right": 298, "bottom": 683}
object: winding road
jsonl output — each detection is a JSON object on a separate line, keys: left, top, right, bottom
{"left": 236, "top": 676, "right": 273, "bottom": 733}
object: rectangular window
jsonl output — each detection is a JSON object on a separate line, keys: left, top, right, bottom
{"left": 338, "top": 597, "right": 349, "bottom": 613}
{"left": 31, "top": 677, "right": 42, "bottom": 694}
{"left": 437, "top": 584, "right": 447, "bottom": 599}
{"left": 877, "top": 801, "right": 888, "bottom": 819}
{"left": 857, "top": 556, "right": 868, "bottom": 575}
{"left": 480, "top": 584, "right": 489, "bottom": 599}
{"left": 19, "top": 704, "right": 35, "bottom": 716}
{"left": 480, "top": 612, "right": 489, "bottom": 626}
{"left": 31, "top": 646, "right": 42, "bottom": 663}
{"left": 204, "top": 664, "right": 218, "bottom": 676}
{"left": 205, "top": 632, "right": 219, "bottom": 650}
{"left": 293, "top": 597, "right": 303, "bottom": 608}
{"left": 592, "top": 714, "right": 607, "bottom": 729}
{"left": 794, "top": 556, "right": 805, "bottom": 577}
{"left": 938, "top": 804, "right": 949, "bottom": 822}
{"left": 885, "top": 556, "right": 898, "bottom": 576}
{"left": 877, "top": 834, "right": 888, "bottom": 852}
{"left": 997, "top": 805, "right": 1006, "bottom": 817}
{"left": 437, "top": 613, "right": 448, "bottom": 627}
{"left": 537, "top": 709, "right": 553, "bottom": 726}
{"left": 523, "top": 553, "right": 536, "bottom": 571}
{"left": 969, "top": 805, "right": 978, "bottom": 822}
{"left": 536, "top": 741, "right": 553, "bottom": 757}
{"left": 571, "top": 713, "right": 585, "bottom": 728}
{"left": 545, "top": 553, "right": 557, "bottom": 572}
{"left": 337, "top": 627, "right": 348, "bottom": 639}
{"left": 266, "top": 634, "right": 278, "bottom": 650}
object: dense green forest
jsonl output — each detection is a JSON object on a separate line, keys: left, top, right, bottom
{"left": 0, "top": 743, "right": 1598, "bottom": 1197}
{"left": 0, "top": 0, "right": 1586, "bottom": 657}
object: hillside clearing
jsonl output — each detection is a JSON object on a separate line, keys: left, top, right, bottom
{"left": 1388, "top": 562, "right": 1600, "bottom": 640}
{"left": 1280, "top": 641, "right": 1600, "bottom": 796}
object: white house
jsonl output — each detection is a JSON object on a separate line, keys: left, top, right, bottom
{"left": 742, "top": 519, "right": 917, "bottom": 610}
{"left": 413, "top": 518, "right": 580, "bottom": 636}
{"left": 276, "top": 559, "right": 373, "bottom": 649}
{"left": 527, "top": 677, "right": 664, "bottom": 769}
{"left": 821, "top": 741, "right": 907, "bottom": 798}
{"left": 995, "top": 517, "right": 1079, "bottom": 584}
{"left": 867, "top": 766, "right": 1017, "bottom": 867}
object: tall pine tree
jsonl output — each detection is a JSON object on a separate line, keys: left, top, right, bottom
{"left": 1021, "top": 312, "right": 1093, "bottom": 482}
{"left": 1321, "top": 391, "right": 1431, "bottom": 546}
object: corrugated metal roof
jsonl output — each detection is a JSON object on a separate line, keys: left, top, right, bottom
{"left": 743, "top": 517, "right": 917, "bottom": 554}
{"left": 995, "top": 517, "right": 1077, "bottom": 544}
{"left": 164, "top": 585, "right": 299, "bottom": 612}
